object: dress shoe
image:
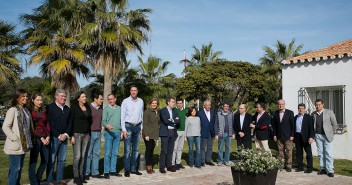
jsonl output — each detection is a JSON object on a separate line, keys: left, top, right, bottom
{"left": 178, "top": 164, "right": 185, "bottom": 169}
{"left": 167, "top": 167, "right": 176, "bottom": 172}
{"left": 189, "top": 164, "right": 194, "bottom": 167}
{"left": 110, "top": 172, "right": 122, "bottom": 177}
{"left": 159, "top": 168, "right": 166, "bottom": 173}
{"left": 80, "top": 175, "right": 87, "bottom": 183}
{"left": 318, "top": 169, "right": 327, "bottom": 175}
{"left": 48, "top": 183, "right": 55, "bottom": 185}
{"left": 131, "top": 171, "right": 142, "bottom": 175}
{"left": 73, "top": 177, "right": 82, "bottom": 185}
{"left": 83, "top": 175, "right": 90, "bottom": 181}
{"left": 91, "top": 174, "right": 103, "bottom": 178}
{"left": 124, "top": 171, "right": 130, "bottom": 177}
{"left": 328, "top": 173, "right": 334, "bottom": 177}
{"left": 205, "top": 162, "right": 215, "bottom": 166}
{"left": 286, "top": 168, "right": 292, "bottom": 172}
{"left": 104, "top": 173, "right": 110, "bottom": 179}
{"left": 304, "top": 170, "right": 313, "bottom": 173}
{"left": 201, "top": 163, "right": 205, "bottom": 167}
{"left": 195, "top": 165, "right": 201, "bottom": 169}
{"left": 295, "top": 168, "right": 304, "bottom": 172}
{"left": 58, "top": 180, "right": 68, "bottom": 185}
{"left": 173, "top": 165, "right": 180, "bottom": 170}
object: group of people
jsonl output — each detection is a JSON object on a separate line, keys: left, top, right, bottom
{"left": 2, "top": 86, "right": 338, "bottom": 185}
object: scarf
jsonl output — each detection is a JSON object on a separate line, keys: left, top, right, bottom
{"left": 16, "top": 106, "right": 34, "bottom": 151}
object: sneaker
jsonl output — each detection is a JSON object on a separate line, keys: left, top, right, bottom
{"left": 225, "top": 161, "right": 234, "bottom": 166}
{"left": 217, "top": 162, "right": 223, "bottom": 166}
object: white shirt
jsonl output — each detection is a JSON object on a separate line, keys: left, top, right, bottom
{"left": 240, "top": 113, "right": 245, "bottom": 129}
{"left": 167, "top": 106, "right": 174, "bottom": 129}
{"left": 121, "top": 96, "right": 144, "bottom": 131}
{"left": 204, "top": 108, "right": 211, "bottom": 122}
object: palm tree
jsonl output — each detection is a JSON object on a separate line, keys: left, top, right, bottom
{"left": 260, "top": 39, "right": 304, "bottom": 98}
{"left": 182, "top": 42, "right": 223, "bottom": 67}
{"left": 0, "top": 20, "right": 22, "bottom": 85}
{"left": 21, "top": 0, "right": 92, "bottom": 106}
{"left": 79, "top": 0, "right": 151, "bottom": 105}
{"left": 137, "top": 55, "right": 176, "bottom": 102}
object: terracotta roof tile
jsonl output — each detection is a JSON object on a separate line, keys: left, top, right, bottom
{"left": 282, "top": 39, "right": 352, "bottom": 65}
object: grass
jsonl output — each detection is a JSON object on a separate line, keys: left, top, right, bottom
{"left": 0, "top": 139, "right": 351, "bottom": 184}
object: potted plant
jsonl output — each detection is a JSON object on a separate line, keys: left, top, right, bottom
{"left": 231, "top": 148, "right": 283, "bottom": 185}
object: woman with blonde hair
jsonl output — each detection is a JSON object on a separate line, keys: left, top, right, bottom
{"left": 143, "top": 98, "right": 160, "bottom": 174}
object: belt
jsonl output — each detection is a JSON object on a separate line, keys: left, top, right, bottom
{"left": 126, "top": 122, "right": 142, "bottom": 126}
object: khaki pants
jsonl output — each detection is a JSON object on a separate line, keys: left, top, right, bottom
{"left": 255, "top": 138, "right": 271, "bottom": 153}
{"left": 277, "top": 139, "right": 293, "bottom": 168}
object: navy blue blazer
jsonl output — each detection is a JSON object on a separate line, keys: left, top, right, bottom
{"left": 159, "top": 107, "right": 179, "bottom": 137}
{"left": 294, "top": 114, "right": 314, "bottom": 143}
{"left": 198, "top": 108, "right": 216, "bottom": 138}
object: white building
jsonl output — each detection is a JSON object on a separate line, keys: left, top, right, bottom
{"left": 282, "top": 39, "right": 352, "bottom": 160}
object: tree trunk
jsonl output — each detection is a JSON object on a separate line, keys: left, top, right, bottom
{"left": 103, "top": 67, "right": 112, "bottom": 108}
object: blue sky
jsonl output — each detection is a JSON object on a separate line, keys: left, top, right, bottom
{"left": 1, "top": 0, "right": 352, "bottom": 87}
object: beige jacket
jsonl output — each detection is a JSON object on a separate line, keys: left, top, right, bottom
{"left": 2, "top": 107, "right": 27, "bottom": 155}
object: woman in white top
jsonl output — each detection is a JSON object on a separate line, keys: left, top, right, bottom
{"left": 184, "top": 107, "right": 201, "bottom": 168}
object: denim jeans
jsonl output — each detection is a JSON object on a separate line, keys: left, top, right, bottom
{"left": 8, "top": 154, "right": 25, "bottom": 185}
{"left": 187, "top": 136, "right": 201, "bottom": 167}
{"left": 172, "top": 131, "right": 185, "bottom": 165}
{"left": 47, "top": 137, "right": 68, "bottom": 184}
{"left": 316, "top": 134, "right": 334, "bottom": 173}
{"left": 85, "top": 131, "right": 101, "bottom": 176}
{"left": 73, "top": 133, "right": 90, "bottom": 177}
{"left": 29, "top": 137, "right": 49, "bottom": 185}
{"left": 218, "top": 132, "right": 232, "bottom": 164}
{"left": 104, "top": 131, "right": 121, "bottom": 173}
{"left": 201, "top": 133, "right": 214, "bottom": 163}
{"left": 123, "top": 123, "right": 141, "bottom": 172}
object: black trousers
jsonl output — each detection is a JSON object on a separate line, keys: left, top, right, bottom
{"left": 144, "top": 139, "right": 156, "bottom": 166}
{"left": 160, "top": 130, "right": 176, "bottom": 169}
{"left": 295, "top": 133, "right": 313, "bottom": 170}
{"left": 237, "top": 136, "right": 252, "bottom": 150}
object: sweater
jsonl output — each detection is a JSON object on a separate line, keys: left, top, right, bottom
{"left": 70, "top": 104, "right": 91, "bottom": 134}
{"left": 215, "top": 110, "right": 234, "bottom": 139}
{"left": 31, "top": 111, "right": 50, "bottom": 138}
{"left": 46, "top": 102, "right": 71, "bottom": 138}
{"left": 102, "top": 105, "right": 122, "bottom": 133}
{"left": 90, "top": 103, "right": 103, "bottom": 131}
{"left": 184, "top": 116, "right": 201, "bottom": 137}
{"left": 175, "top": 108, "right": 187, "bottom": 131}
{"left": 142, "top": 108, "right": 160, "bottom": 140}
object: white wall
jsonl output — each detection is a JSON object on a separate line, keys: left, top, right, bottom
{"left": 282, "top": 56, "right": 352, "bottom": 160}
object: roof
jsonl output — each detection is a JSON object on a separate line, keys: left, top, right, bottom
{"left": 282, "top": 39, "right": 352, "bottom": 65}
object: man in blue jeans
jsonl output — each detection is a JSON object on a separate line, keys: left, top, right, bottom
{"left": 215, "top": 102, "right": 235, "bottom": 166}
{"left": 312, "top": 99, "right": 337, "bottom": 177}
{"left": 46, "top": 89, "right": 71, "bottom": 185}
{"left": 84, "top": 92, "right": 104, "bottom": 179}
{"left": 102, "top": 94, "right": 123, "bottom": 179}
{"left": 121, "top": 86, "right": 144, "bottom": 177}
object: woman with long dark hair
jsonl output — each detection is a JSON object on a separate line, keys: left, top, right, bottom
{"left": 2, "top": 89, "right": 34, "bottom": 185}
{"left": 28, "top": 92, "right": 50, "bottom": 185}
{"left": 70, "top": 91, "right": 91, "bottom": 185}
{"left": 142, "top": 98, "right": 160, "bottom": 174}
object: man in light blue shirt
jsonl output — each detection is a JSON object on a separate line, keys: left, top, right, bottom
{"left": 121, "top": 86, "right": 144, "bottom": 177}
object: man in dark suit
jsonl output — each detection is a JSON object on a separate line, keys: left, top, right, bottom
{"left": 159, "top": 97, "right": 179, "bottom": 173}
{"left": 198, "top": 100, "right": 216, "bottom": 166}
{"left": 294, "top": 103, "right": 314, "bottom": 173}
{"left": 272, "top": 99, "right": 295, "bottom": 172}
{"left": 250, "top": 103, "right": 270, "bottom": 153}
{"left": 233, "top": 104, "right": 252, "bottom": 149}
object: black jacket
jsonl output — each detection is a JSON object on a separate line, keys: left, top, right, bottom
{"left": 159, "top": 107, "right": 179, "bottom": 137}
{"left": 233, "top": 113, "right": 252, "bottom": 139}
{"left": 272, "top": 109, "right": 294, "bottom": 140}
{"left": 70, "top": 104, "right": 91, "bottom": 135}
{"left": 253, "top": 112, "right": 270, "bottom": 140}
{"left": 294, "top": 114, "right": 314, "bottom": 143}
{"left": 46, "top": 102, "right": 71, "bottom": 138}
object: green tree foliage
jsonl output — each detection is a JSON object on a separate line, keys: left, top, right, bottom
{"left": 0, "top": 20, "right": 22, "bottom": 85}
{"left": 177, "top": 61, "right": 268, "bottom": 108}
